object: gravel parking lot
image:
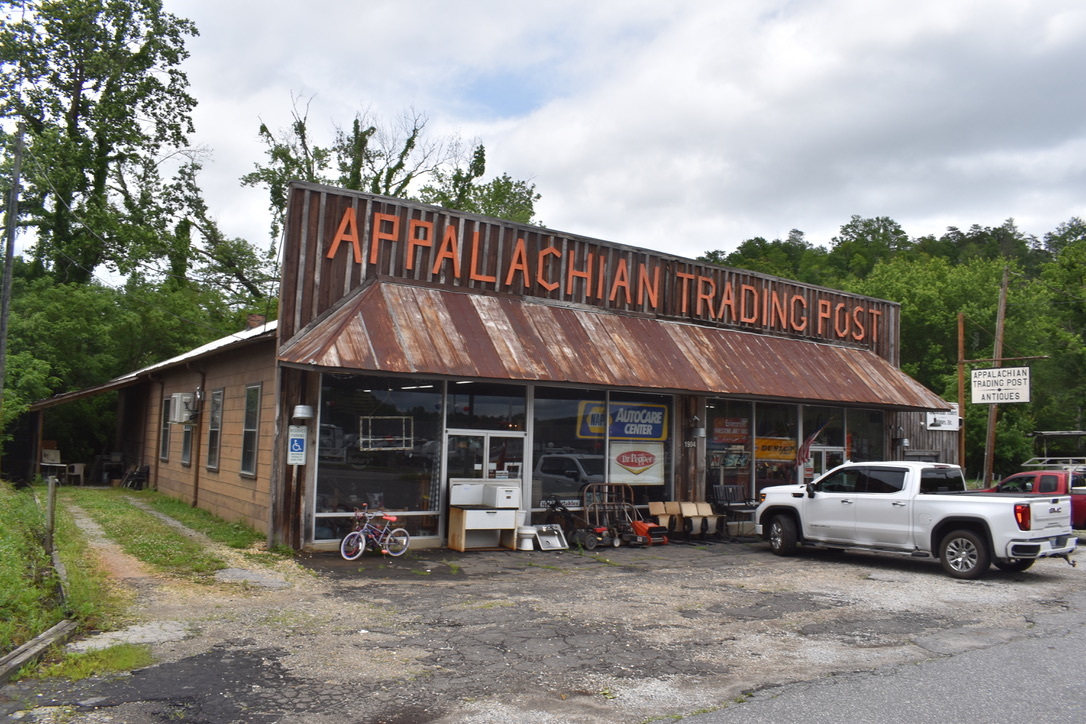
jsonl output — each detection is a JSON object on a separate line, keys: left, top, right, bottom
{"left": 3, "top": 511, "right": 1083, "bottom": 724}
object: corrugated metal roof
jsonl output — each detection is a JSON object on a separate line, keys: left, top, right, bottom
{"left": 279, "top": 282, "right": 948, "bottom": 411}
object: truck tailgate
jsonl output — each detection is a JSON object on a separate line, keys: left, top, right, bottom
{"left": 1027, "top": 496, "right": 1073, "bottom": 530}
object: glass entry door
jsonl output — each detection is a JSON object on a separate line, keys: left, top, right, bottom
{"left": 803, "top": 447, "right": 846, "bottom": 481}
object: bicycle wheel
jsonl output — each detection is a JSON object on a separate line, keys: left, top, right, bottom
{"left": 340, "top": 531, "right": 365, "bottom": 560}
{"left": 382, "top": 528, "right": 410, "bottom": 556}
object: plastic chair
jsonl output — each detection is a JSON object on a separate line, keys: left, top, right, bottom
{"left": 67, "top": 463, "right": 87, "bottom": 485}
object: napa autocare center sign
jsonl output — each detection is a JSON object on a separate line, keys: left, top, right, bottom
{"left": 971, "top": 367, "right": 1031, "bottom": 404}
{"left": 576, "top": 401, "right": 668, "bottom": 484}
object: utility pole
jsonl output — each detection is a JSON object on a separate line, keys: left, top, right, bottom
{"left": 957, "top": 313, "right": 965, "bottom": 469}
{"left": 982, "top": 266, "right": 1009, "bottom": 486}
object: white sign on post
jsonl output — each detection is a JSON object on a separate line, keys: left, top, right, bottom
{"left": 926, "top": 403, "right": 960, "bottom": 430}
{"left": 288, "top": 425, "right": 307, "bottom": 465}
{"left": 971, "top": 367, "right": 1031, "bottom": 404}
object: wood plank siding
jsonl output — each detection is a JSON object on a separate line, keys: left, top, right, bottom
{"left": 144, "top": 339, "right": 278, "bottom": 535}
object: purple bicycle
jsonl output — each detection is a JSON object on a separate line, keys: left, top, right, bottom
{"left": 339, "top": 505, "right": 410, "bottom": 560}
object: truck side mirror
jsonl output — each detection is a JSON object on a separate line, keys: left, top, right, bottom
{"left": 806, "top": 483, "right": 816, "bottom": 498}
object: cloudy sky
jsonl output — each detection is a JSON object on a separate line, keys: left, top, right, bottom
{"left": 173, "top": 0, "right": 1086, "bottom": 261}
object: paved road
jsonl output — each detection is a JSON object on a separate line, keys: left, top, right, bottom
{"left": 689, "top": 587, "right": 1086, "bottom": 724}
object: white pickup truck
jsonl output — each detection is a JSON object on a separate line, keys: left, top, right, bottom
{"left": 755, "top": 461, "right": 1078, "bottom": 579}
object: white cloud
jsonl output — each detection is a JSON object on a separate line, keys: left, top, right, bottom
{"left": 170, "top": 0, "right": 1086, "bottom": 260}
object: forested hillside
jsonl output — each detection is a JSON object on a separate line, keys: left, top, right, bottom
{"left": 701, "top": 216, "right": 1086, "bottom": 474}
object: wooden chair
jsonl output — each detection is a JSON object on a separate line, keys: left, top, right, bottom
{"left": 649, "top": 501, "right": 679, "bottom": 531}
{"left": 679, "top": 502, "right": 703, "bottom": 537}
{"left": 696, "top": 502, "right": 724, "bottom": 537}
{"left": 664, "top": 501, "right": 682, "bottom": 532}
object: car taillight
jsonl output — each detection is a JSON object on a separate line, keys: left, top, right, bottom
{"left": 1014, "top": 502, "right": 1031, "bottom": 531}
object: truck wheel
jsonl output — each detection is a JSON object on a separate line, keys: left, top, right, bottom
{"left": 993, "top": 557, "right": 1035, "bottom": 573}
{"left": 939, "top": 529, "right": 990, "bottom": 579}
{"left": 768, "top": 515, "right": 798, "bottom": 556}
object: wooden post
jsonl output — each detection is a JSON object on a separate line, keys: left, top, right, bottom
{"left": 958, "top": 313, "right": 966, "bottom": 470}
{"left": 982, "top": 267, "right": 1009, "bottom": 486}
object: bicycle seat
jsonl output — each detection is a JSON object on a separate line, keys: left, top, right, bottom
{"left": 383, "top": 515, "right": 398, "bottom": 522}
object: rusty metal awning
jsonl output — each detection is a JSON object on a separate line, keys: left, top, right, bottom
{"left": 278, "top": 281, "right": 949, "bottom": 411}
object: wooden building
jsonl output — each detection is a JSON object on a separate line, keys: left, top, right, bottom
{"left": 29, "top": 183, "right": 955, "bottom": 549}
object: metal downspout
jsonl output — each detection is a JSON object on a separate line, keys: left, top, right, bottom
{"left": 187, "top": 365, "right": 206, "bottom": 508}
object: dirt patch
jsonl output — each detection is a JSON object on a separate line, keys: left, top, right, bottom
{"left": 68, "top": 508, "right": 154, "bottom": 583}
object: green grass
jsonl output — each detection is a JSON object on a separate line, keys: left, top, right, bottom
{"left": 27, "top": 643, "right": 154, "bottom": 680}
{"left": 61, "top": 487, "right": 228, "bottom": 578}
{"left": 138, "top": 491, "right": 269, "bottom": 551}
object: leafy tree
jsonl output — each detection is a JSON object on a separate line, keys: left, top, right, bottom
{"left": 700, "top": 229, "right": 827, "bottom": 284}
{"left": 911, "top": 232, "right": 959, "bottom": 261}
{"left": 1, "top": 0, "right": 194, "bottom": 280}
{"left": 0, "top": 350, "right": 55, "bottom": 444}
{"left": 243, "top": 99, "right": 465, "bottom": 239}
{"left": 936, "top": 220, "right": 1048, "bottom": 275}
{"left": 825, "top": 216, "right": 910, "bottom": 281}
{"left": 243, "top": 97, "right": 541, "bottom": 236}
{"left": 0, "top": 0, "right": 274, "bottom": 298}
{"left": 417, "top": 145, "right": 541, "bottom": 224}
{"left": 1034, "top": 234, "right": 1086, "bottom": 433}
{"left": 1, "top": 261, "right": 251, "bottom": 463}
{"left": 1042, "top": 217, "right": 1086, "bottom": 255}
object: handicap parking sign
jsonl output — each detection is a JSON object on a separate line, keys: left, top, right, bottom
{"left": 288, "top": 425, "right": 307, "bottom": 465}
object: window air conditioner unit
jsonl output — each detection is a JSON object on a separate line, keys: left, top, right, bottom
{"left": 169, "top": 392, "right": 195, "bottom": 424}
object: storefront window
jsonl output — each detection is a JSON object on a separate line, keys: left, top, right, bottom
{"left": 314, "top": 375, "right": 443, "bottom": 541}
{"left": 531, "top": 387, "right": 607, "bottom": 508}
{"left": 447, "top": 381, "right": 526, "bottom": 431}
{"left": 802, "top": 406, "right": 844, "bottom": 448}
{"left": 706, "top": 400, "right": 753, "bottom": 496}
{"left": 530, "top": 388, "right": 671, "bottom": 510}
{"left": 799, "top": 406, "right": 846, "bottom": 480}
{"left": 604, "top": 391, "right": 671, "bottom": 507}
{"left": 846, "top": 409, "right": 886, "bottom": 461}
{"left": 754, "top": 402, "right": 798, "bottom": 495}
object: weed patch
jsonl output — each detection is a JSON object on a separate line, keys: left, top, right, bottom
{"left": 28, "top": 643, "right": 154, "bottom": 680}
{"left": 0, "top": 483, "right": 61, "bottom": 652}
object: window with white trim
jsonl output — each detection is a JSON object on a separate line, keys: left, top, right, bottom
{"left": 206, "top": 389, "right": 224, "bottom": 470}
{"left": 241, "top": 384, "right": 261, "bottom": 475}
{"left": 160, "top": 398, "right": 171, "bottom": 461}
{"left": 181, "top": 424, "right": 192, "bottom": 466}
